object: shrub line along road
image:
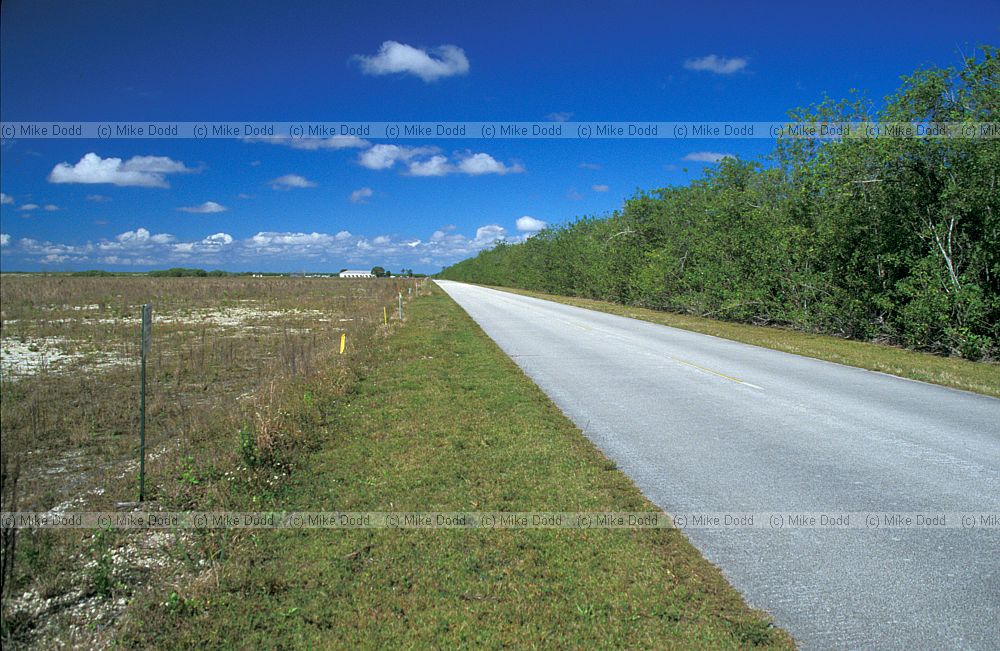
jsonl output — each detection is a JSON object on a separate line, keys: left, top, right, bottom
{"left": 435, "top": 280, "right": 1000, "bottom": 651}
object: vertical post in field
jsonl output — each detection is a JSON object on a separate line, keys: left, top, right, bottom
{"left": 398, "top": 292, "right": 403, "bottom": 320}
{"left": 139, "top": 303, "right": 152, "bottom": 502}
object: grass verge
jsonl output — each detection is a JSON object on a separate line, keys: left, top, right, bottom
{"left": 486, "top": 286, "right": 1000, "bottom": 399}
{"left": 120, "top": 285, "right": 794, "bottom": 649}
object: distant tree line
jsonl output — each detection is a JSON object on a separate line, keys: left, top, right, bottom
{"left": 439, "top": 48, "right": 999, "bottom": 360}
{"left": 147, "top": 268, "right": 234, "bottom": 277}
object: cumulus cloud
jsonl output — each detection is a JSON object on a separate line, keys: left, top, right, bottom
{"left": 250, "top": 231, "right": 335, "bottom": 249}
{"left": 683, "top": 55, "right": 748, "bottom": 75}
{"left": 358, "top": 144, "right": 438, "bottom": 170}
{"left": 456, "top": 152, "right": 524, "bottom": 176}
{"left": 683, "top": 151, "right": 735, "bottom": 163}
{"left": 354, "top": 41, "right": 470, "bottom": 82}
{"left": 0, "top": 234, "right": 9, "bottom": 246}
{"left": 516, "top": 216, "right": 547, "bottom": 232}
{"left": 245, "top": 135, "right": 370, "bottom": 150}
{"left": 407, "top": 155, "right": 453, "bottom": 177}
{"left": 48, "top": 153, "right": 195, "bottom": 188}
{"left": 15, "top": 203, "right": 57, "bottom": 212}
{"left": 359, "top": 145, "right": 522, "bottom": 177}
{"left": 475, "top": 224, "right": 507, "bottom": 243}
{"left": 178, "top": 201, "right": 227, "bottom": 213}
{"left": 173, "top": 232, "right": 234, "bottom": 255}
{"left": 591, "top": 184, "right": 609, "bottom": 192}
{"left": 350, "top": 187, "right": 374, "bottom": 204}
{"left": 270, "top": 174, "right": 317, "bottom": 189}
{"left": 115, "top": 228, "right": 176, "bottom": 245}
{"left": 0, "top": 193, "right": 13, "bottom": 205}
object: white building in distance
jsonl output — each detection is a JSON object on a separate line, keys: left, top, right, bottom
{"left": 339, "top": 270, "right": 375, "bottom": 278}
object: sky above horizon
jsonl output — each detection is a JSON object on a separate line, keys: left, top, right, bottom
{"left": 1, "top": 0, "right": 998, "bottom": 273}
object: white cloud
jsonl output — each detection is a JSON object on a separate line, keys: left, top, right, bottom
{"left": 683, "top": 55, "right": 748, "bottom": 75}
{"left": 456, "top": 152, "right": 524, "bottom": 176}
{"left": 86, "top": 194, "right": 112, "bottom": 202}
{"left": 354, "top": 41, "right": 469, "bottom": 82}
{"left": 48, "top": 153, "right": 194, "bottom": 188}
{"left": 121, "top": 156, "right": 192, "bottom": 174}
{"left": 407, "top": 155, "right": 453, "bottom": 177}
{"left": 176, "top": 232, "right": 234, "bottom": 254}
{"left": 0, "top": 234, "right": 10, "bottom": 246}
{"left": 358, "top": 144, "right": 438, "bottom": 170}
{"left": 516, "top": 216, "right": 547, "bottom": 232}
{"left": 547, "top": 112, "right": 573, "bottom": 122}
{"left": 683, "top": 151, "right": 735, "bottom": 163}
{"left": 360, "top": 146, "right": 522, "bottom": 177}
{"left": 237, "top": 193, "right": 254, "bottom": 200}
{"left": 270, "top": 174, "right": 317, "bottom": 189}
{"left": 591, "top": 184, "right": 609, "bottom": 192}
{"left": 178, "top": 201, "right": 228, "bottom": 213}
{"left": 250, "top": 231, "right": 334, "bottom": 248}
{"left": 16, "top": 202, "right": 58, "bottom": 213}
{"left": 475, "top": 224, "right": 506, "bottom": 243}
{"left": 204, "top": 232, "right": 233, "bottom": 245}
{"left": 115, "top": 228, "right": 175, "bottom": 245}
{"left": 97, "top": 255, "right": 156, "bottom": 266}
{"left": 0, "top": 193, "right": 13, "bottom": 205}
{"left": 350, "top": 187, "right": 374, "bottom": 204}
{"left": 245, "top": 135, "right": 370, "bottom": 150}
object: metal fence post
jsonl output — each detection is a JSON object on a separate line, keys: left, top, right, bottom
{"left": 139, "top": 303, "right": 152, "bottom": 502}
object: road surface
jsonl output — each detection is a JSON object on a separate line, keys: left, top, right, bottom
{"left": 435, "top": 280, "right": 1000, "bottom": 650}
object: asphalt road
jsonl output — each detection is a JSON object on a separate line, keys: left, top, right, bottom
{"left": 435, "top": 280, "right": 1000, "bottom": 650}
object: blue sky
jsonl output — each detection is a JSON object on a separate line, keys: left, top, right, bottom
{"left": 1, "top": 0, "right": 997, "bottom": 272}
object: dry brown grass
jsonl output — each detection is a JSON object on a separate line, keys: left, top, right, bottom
{"left": 0, "top": 274, "right": 423, "bottom": 646}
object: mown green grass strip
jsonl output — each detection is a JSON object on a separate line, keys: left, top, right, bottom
{"left": 127, "top": 285, "right": 794, "bottom": 649}
{"left": 485, "top": 286, "right": 1000, "bottom": 399}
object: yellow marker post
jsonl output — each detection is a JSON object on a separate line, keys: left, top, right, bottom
{"left": 383, "top": 306, "right": 388, "bottom": 325}
{"left": 339, "top": 333, "right": 346, "bottom": 354}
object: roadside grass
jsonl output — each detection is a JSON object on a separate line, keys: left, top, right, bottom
{"left": 486, "top": 286, "right": 1000, "bottom": 399}
{"left": 0, "top": 276, "right": 418, "bottom": 648}
{"left": 121, "top": 285, "right": 794, "bottom": 649}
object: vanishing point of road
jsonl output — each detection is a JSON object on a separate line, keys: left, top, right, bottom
{"left": 436, "top": 280, "right": 1000, "bottom": 650}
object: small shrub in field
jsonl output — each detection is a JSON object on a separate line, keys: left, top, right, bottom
{"left": 238, "top": 426, "right": 259, "bottom": 468}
